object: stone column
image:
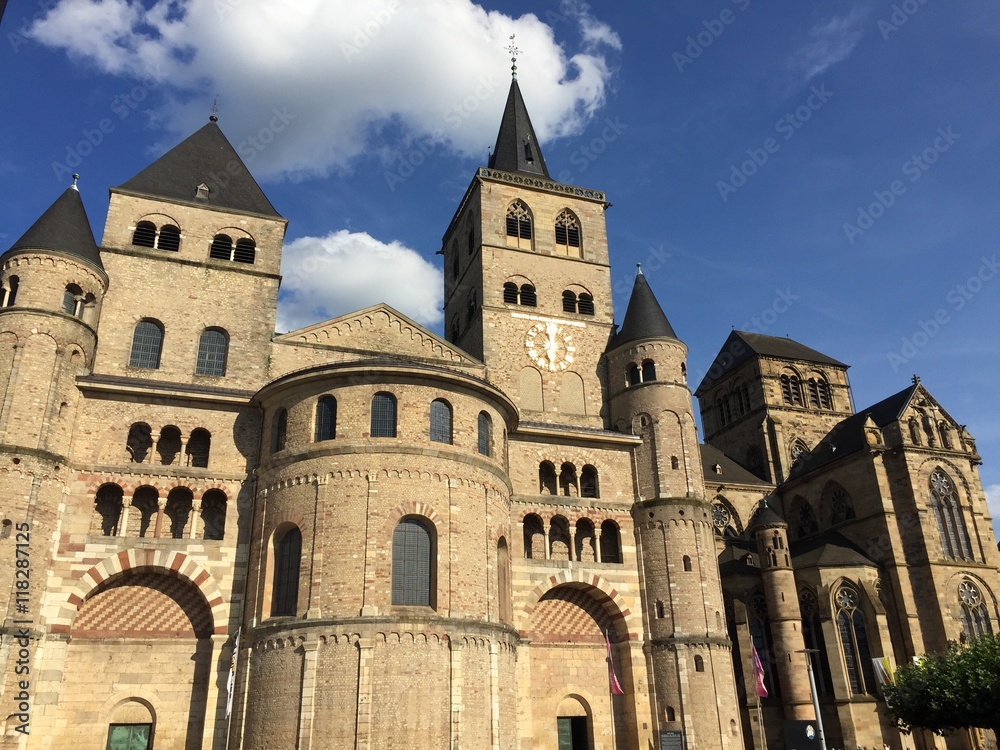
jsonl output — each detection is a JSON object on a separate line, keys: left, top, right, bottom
{"left": 189, "top": 499, "right": 202, "bottom": 539}
{"left": 153, "top": 498, "right": 167, "bottom": 538}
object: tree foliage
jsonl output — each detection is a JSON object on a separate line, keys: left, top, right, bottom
{"left": 882, "top": 634, "right": 1000, "bottom": 737}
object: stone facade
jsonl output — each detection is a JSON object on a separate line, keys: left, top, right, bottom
{"left": 0, "top": 80, "right": 996, "bottom": 750}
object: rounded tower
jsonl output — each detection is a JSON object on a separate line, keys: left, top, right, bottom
{"left": 604, "top": 269, "right": 743, "bottom": 748}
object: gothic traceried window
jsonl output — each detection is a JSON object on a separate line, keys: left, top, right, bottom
{"left": 799, "top": 589, "right": 834, "bottom": 697}
{"left": 790, "top": 439, "right": 809, "bottom": 466}
{"left": 835, "top": 586, "right": 878, "bottom": 696}
{"left": 554, "top": 209, "right": 581, "bottom": 257}
{"left": 712, "top": 502, "right": 732, "bottom": 536}
{"left": 959, "top": 579, "right": 993, "bottom": 640}
{"left": 790, "top": 496, "right": 818, "bottom": 539}
{"left": 505, "top": 200, "right": 533, "bottom": 250}
{"left": 826, "top": 483, "right": 856, "bottom": 525}
{"left": 749, "top": 593, "right": 781, "bottom": 699}
{"left": 930, "top": 468, "right": 973, "bottom": 561}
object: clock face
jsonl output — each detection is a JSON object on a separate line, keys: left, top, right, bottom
{"left": 525, "top": 321, "right": 575, "bottom": 371}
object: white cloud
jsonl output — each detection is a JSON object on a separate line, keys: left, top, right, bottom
{"left": 29, "top": 0, "right": 621, "bottom": 179}
{"left": 787, "top": 9, "right": 867, "bottom": 82}
{"left": 276, "top": 230, "right": 443, "bottom": 333}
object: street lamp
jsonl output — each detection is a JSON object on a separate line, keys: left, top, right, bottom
{"left": 796, "top": 648, "right": 828, "bottom": 750}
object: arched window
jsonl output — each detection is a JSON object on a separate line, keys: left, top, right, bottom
{"left": 429, "top": 399, "right": 453, "bottom": 444}
{"left": 959, "top": 579, "right": 993, "bottom": 640}
{"left": 670, "top": 456, "right": 679, "bottom": 470}
{"left": 195, "top": 328, "right": 228, "bottom": 376}
{"left": 790, "top": 439, "right": 809, "bottom": 466}
{"left": 780, "top": 373, "right": 804, "bottom": 406}
{"left": 132, "top": 486, "right": 159, "bottom": 538}
{"left": 451, "top": 255, "right": 459, "bottom": 280}
{"left": 600, "top": 520, "right": 622, "bottom": 563}
{"left": 186, "top": 428, "right": 211, "bottom": 468}
{"left": 371, "top": 392, "right": 397, "bottom": 438}
{"left": 450, "top": 317, "right": 460, "bottom": 342}
{"left": 749, "top": 593, "right": 781, "bottom": 699}
{"left": 641, "top": 360, "right": 656, "bottom": 382}
{"left": 789, "top": 496, "right": 818, "bottom": 539}
{"left": 694, "top": 655, "right": 704, "bottom": 672}
{"left": 575, "top": 518, "right": 596, "bottom": 562}
{"left": 682, "top": 555, "right": 693, "bottom": 572}
{"left": 554, "top": 209, "right": 581, "bottom": 257}
{"left": 799, "top": 588, "right": 833, "bottom": 697}
{"left": 808, "top": 376, "right": 832, "bottom": 409}
{"left": 233, "top": 238, "right": 256, "bottom": 264}
{"left": 315, "top": 396, "right": 336, "bottom": 441}
{"left": 665, "top": 707, "right": 676, "bottom": 722}
{"left": 201, "top": 489, "right": 227, "bottom": 541}
{"left": 0, "top": 520, "right": 11, "bottom": 540}
{"left": 156, "top": 426, "right": 181, "bottom": 465}
{"left": 272, "top": 408, "right": 288, "bottom": 452}
{"left": 549, "top": 516, "right": 570, "bottom": 560}
{"left": 505, "top": 200, "right": 533, "bottom": 250}
{"left": 562, "top": 290, "right": 577, "bottom": 313}
{"left": 578, "top": 293, "right": 594, "bottom": 316}
{"left": 656, "top": 601, "right": 665, "bottom": 619}
{"left": 835, "top": 586, "right": 878, "bottom": 696}
{"left": 824, "top": 482, "right": 856, "bottom": 525}
{"left": 157, "top": 224, "right": 180, "bottom": 251}
{"left": 392, "top": 518, "right": 434, "bottom": 607}
{"left": 132, "top": 220, "right": 156, "bottom": 247}
{"left": 165, "top": 487, "right": 193, "bottom": 539}
{"left": 209, "top": 233, "right": 233, "bottom": 260}
{"left": 519, "top": 283, "right": 537, "bottom": 307}
{"left": 746, "top": 445, "right": 765, "bottom": 479}
{"left": 477, "top": 411, "right": 492, "bottom": 456}
{"left": 522, "top": 514, "right": 544, "bottom": 559}
{"left": 94, "top": 484, "right": 124, "bottom": 536}
{"left": 539, "top": 461, "right": 557, "bottom": 494}
{"left": 128, "top": 319, "right": 163, "bottom": 369}
{"left": 502, "top": 282, "right": 518, "bottom": 304}
{"left": 271, "top": 526, "right": 302, "bottom": 616}
{"left": 558, "top": 463, "right": 578, "bottom": 497}
{"left": 1, "top": 276, "right": 18, "bottom": 307}
{"left": 126, "top": 422, "right": 152, "bottom": 463}
{"left": 62, "top": 284, "right": 83, "bottom": 317}
{"left": 930, "top": 469, "right": 973, "bottom": 560}
{"left": 467, "top": 226, "right": 475, "bottom": 254}
{"left": 580, "top": 465, "right": 599, "bottom": 498}
{"left": 626, "top": 363, "right": 640, "bottom": 387}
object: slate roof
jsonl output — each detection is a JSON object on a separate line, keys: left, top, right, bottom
{"left": 488, "top": 79, "right": 550, "bottom": 178}
{"left": 748, "top": 501, "right": 785, "bottom": 530}
{"left": 790, "top": 531, "right": 876, "bottom": 568}
{"left": 607, "top": 271, "right": 677, "bottom": 351}
{"left": 116, "top": 121, "right": 282, "bottom": 218}
{"left": 695, "top": 330, "right": 847, "bottom": 396}
{"left": 2, "top": 186, "right": 104, "bottom": 272}
{"left": 700, "top": 444, "right": 772, "bottom": 486}
{"left": 786, "top": 384, "right": 917, "bottom": 481}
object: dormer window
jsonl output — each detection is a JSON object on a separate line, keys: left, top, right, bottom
{"left": 196, "top": 183, "right": 210, "bottom": 199}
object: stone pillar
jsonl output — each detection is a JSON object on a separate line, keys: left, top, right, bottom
{"left": 148, "top": 431, "right": 160, "bottom": 464}
{"left": 153, "top": 498, "right": 167, "bottom": 538}
{"left": 118, "top": 499, "right": 131, "bottom": 537}
{"left": 595, "top": 528, "right": 603, "bottom": 563}
{"left": 568, "top": 525, "right": 577, "bottom": 562}
{"left": 189, "top": 499, "right": 202, "bottom": 539}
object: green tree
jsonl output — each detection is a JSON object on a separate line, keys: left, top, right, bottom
{"left": 882, "top": 634, "right": 1000, "bottom": 738}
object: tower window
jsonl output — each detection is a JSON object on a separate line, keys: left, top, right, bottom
{"left": 315, "top": 396, "right": 337, "bottom": 441}
{"left": 808, "top": 376, "right": 832, "bottom": 409}
{"left": 780, "top": 373, "right": 804, "bottom": 406}
{"left": 392, "top": 518, "right": 434, "bottom": 607}
{"left": 209, "top": 234, "right": 233, "bottom": 260}
{"left": 62, "top": 284, "right": 84, "bottom": 317}
{"left": 272, "top": 409, "right": 288, "bottom": 453}
{"left": 467, "top": 226, "right": 475, "bottom": 254}
{"left": 132, "top": 221, "right": 156, "bottom": 247}
{"left": 157, "top": 224, "right": 181, "bottom": 252}
{"left": 271, "top": 526, "right": 302, "bottom": 616}
{"left": 641, "top": 360, "right": 656, "bottom": 382}
{"left": 1, "top": 276, "right": 18, "bottom": 307}
{"left": 452, "top": 255, "right": 459, "bottom": 280}
{"left": 562, "top": 290, "right": 577, "bottom": 313}
{"left": 233, "top": 238, "right": 256, "bottom": 264}
{"left": 371, "top": 392, "right": 397, "bottom": 438}
{"left": 477, "top": 411, "right": 492, "bottom": 457}
{"left": 626, "top": 364, "right": 640, "bottom": 387}
{"left": 503, "top": 282, "right": 518, "bottom": 304}
{"left": 195, "top": 328, "right": 229, "bottom": 376}
{"left": 578, "top": 293, "right": 594, "bottom": 316}
{"left": 554, "top": 209, "right": 582, "bottom": 257}
{"left": 466, "top": 289, "right": 477, "bottom": 324}
{"left": 505, "top": 201, "right": 533, "bottom": 250}
{"left": 186, "top": 428, "right": 211, "bottom": 468}
{"left": 519, "top": 284, "right": 536, "bottom": 306}
{"left": 429, "top": 399, "right": 453, "bottom": 444}
{"left": 128, "top": 319, "right": 164, "bottom": 369}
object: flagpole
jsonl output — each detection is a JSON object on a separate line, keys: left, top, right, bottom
{"left": 756, "top": 695, "right": 766, "bottom": 750}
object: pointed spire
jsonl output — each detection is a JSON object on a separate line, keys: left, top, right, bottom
{"left": 2, "top": 183, "right": 104, "bottom": 272}
{"left": 608, "top": 269, "right": 678, "bottom": 350}
{"left": 488, "top": 78, "right": 550, "bottom": 178}
{"left": 116, "top": 121, "right": 282, "bottom": 218}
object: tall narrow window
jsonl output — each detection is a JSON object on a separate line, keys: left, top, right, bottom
{"left": 195, "top": 328, "right": 228, "bottom": 376}
{"left": 271, "top": 526, "right": 302, "bottom": 616}
{"left": 523, "top": 514, "right": 544, "bottom": 559}
{"left": 539, "top": 461, "right": 557, "bottom": 495}
{"left": 126, "top": 422, "right": 152, "bottom": 463}
{"left": 930, "top": 469, "right": 973, "bottom": 560}
{"left": 749, "top": 593, "right": 781, "bottom": 699}
{"left": 392, "top": 518, "right": 433, "bottom": 607}
{"left": 201, "top": 489, "right": 227, "bottom": 541}
{"left": 131, "top": 221, "right": 156, "bottom": 247}
{"left": 600, "top": 520, "right": 622, "bottom": 563}
{"left": 2, "top": 276, "right": 18, "bottom": 307}
{"left": 186, "top": 428, "right": 211, "bottom": 468}
{"left": 429, "top": 399, "right": 453, "bottom": 444}
{"left": 581, "top": 465, "right": 599, "bottom": 498}
{"left": 128, "top": 320, "right": 164, "bottom": 369}
{"left": 62, "top": 284, "right": 83, "bottom": 316}
{"left": 558, "top": 463, "right": 578, "bottom": 496}
{"left": 554, "top": 209, "right": 581, "bottom": 256}
{"left": 626, "top": 363, "right": 640, "bottom": 386}
{"left": 780, "top": 373, "right": 804, "bottom": 406}
{"left": 371, "top": 392, "right": 397, "bottom": 438}
{"left": 641, "top": 360, "right": 656, "bottom": 382}
{"left": 959, "top": 579, "right": 993, "bottom": 640}
{"left": 315, "top": 396, "right": 336, "bottom": 441}
{"left": 835, "top": 586, "right": 878, "bottom": 696}
{"left": 477, "top": 411, "right": 492, "bottom": 456}
{"left": 94, "top": 484, "right": 124, "bottom": 536}
{"left": 505, "top": 200, "right": 533, "bottom": 250}
{"left": 799, "top": 588, "right": 833, "bottom": 697}
{"left": 272, "top": 409, "right": 288, "bottom": 452}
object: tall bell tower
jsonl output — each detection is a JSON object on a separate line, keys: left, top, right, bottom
{"left": 441, "top": 67, "right": 614, "bottom": 427}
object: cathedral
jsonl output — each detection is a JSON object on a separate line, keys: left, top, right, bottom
{"left": 0, "top": 72, "right": 997, "bottom": 750}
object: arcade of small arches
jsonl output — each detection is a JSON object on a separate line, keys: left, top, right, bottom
{"left": 521, "top": 513, "right": 623, "bottom": 564}
{"left": 778, "top": 369, "right": 833, "bottom": 410}
{"left": 126, "top": 423, "right": 213, "bottom": 468}
{"left": 130, "top": 217, "right": 257, "bottom": 264}
{"left": 713, "top": 379, "right": 751, "bottom": 428}
{"left": 537, "top": 461, "right": 600, "bottom": 498}
{"left": 91, "top": 483, "right": 228, "bottom": 541}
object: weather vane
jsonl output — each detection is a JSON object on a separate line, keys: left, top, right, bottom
{"left": 210, "top": 96, "right": 219, "bottom": 123}
{"left": 506, "top": 34, "right": 521, "bottom": 79}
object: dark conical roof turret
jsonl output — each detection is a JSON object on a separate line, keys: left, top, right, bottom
{"left": 488, "top": 79, "right": 550, "bottom": 178}
{"left": 116, "top": 120, "right": 282, "bottom": 218}
{"left": 608, "top": 268, "right": 678, "bottom": 350}
{"left": 2, "top": 184, "right": 104, "bottom": 272}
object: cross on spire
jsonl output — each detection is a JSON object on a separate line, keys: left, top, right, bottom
{"left": 506, "top": 34, "right": 520, "bottom": 79}
{"left": 210, "top": 96, "right": 219, "bottom": 123}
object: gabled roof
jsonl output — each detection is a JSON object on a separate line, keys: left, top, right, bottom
{"left": 116, "top": 120, "right": 282, "bottom": 218}
{"left": 786, "top": 383, "right": 917, "bottom": 480}
{"left": 700, "top": 444, "right": 772, "bottom": 486}
{"left": 791, "top": 531, "right": 876, "bottom": 568}
{"left": 2, "top": 186, "right": 104, "bottom": 272}
{"left": 488, "top": 79, "right": 550, "bottom": 178}
{"left": 607, "top": 271, "right": 677, "bottom": 351}
{"left": 695, "top": 330, "right": 847, "bottom": 396}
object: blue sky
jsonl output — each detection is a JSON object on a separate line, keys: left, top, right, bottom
{"left": 2, "top": 0, "right": 999, "bottom": 523}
